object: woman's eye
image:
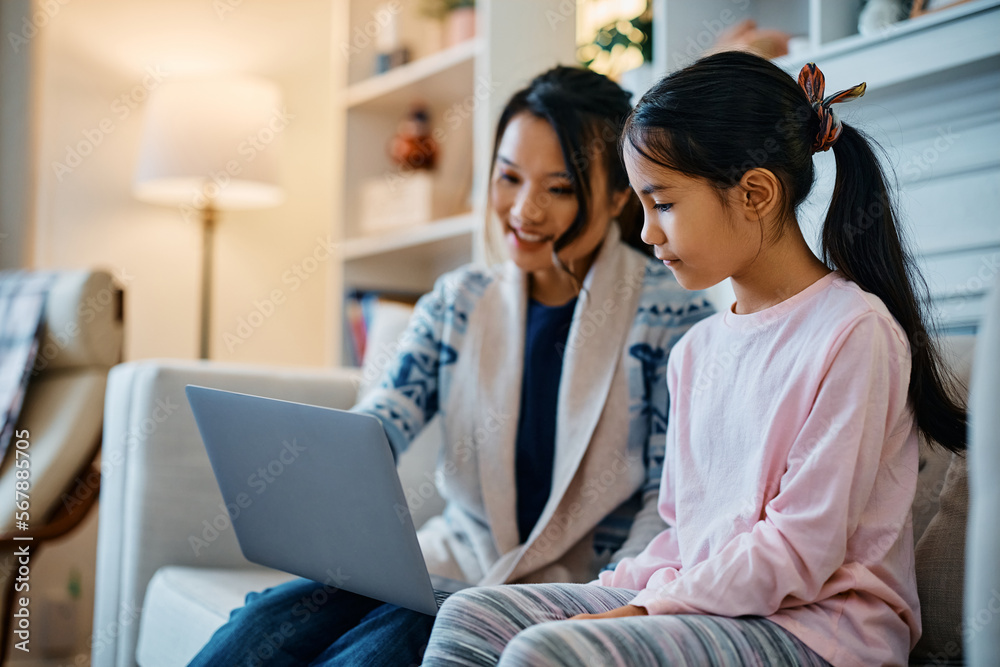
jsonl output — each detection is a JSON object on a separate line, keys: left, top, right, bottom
{"left": 549, "top": 186, "right": 575, "bottom": 196}
{"left": 498, "top": 172, "right": 519, "bottom": 184}
{"left": 653, "top": 203, "right": 673, "bottom": 213}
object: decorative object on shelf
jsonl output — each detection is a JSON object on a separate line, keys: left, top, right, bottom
{"left": 359, "top": 172, "right": 455, "bottom": 234}
{"left": 356, "top": 103, "right": 453, "bottom": 234}
{"left": 859, "top": 0, "right": 912, "bottom": 35}
{"left": 711, "top": 18, "right": 792, "bottom": 60}
{"left": 577, "top": 0, "right": 651, "bottom": 79}
{"left": 374, "top": 1, "right": 411, "bottom": 74}
{"left": 911, "top": 0, "right": 972, "bottom": 16}
{"left": 420, "top": 0, "right": 476, "bottom": 48}
{"left": 133, "top": 76, "right": 284, "bottom": 359}
{"left": 389, "top": 103, "right": 439, "bottom": 171}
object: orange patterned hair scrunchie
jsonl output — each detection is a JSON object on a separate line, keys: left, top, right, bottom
{"left": 797, "top": 63, "right": 867, "bottom": 153}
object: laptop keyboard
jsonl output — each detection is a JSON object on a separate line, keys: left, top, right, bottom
{"left": 433, "top": 589, "right": 452, "bottom": 608}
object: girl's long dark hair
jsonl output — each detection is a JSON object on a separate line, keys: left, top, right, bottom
{"left": 624, "top": 50, "right": 966, "bottom": 453}
{"left": 490, "top": 66, "right": 650, "bottom": 259}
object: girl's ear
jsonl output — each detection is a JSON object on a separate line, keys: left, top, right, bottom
{"left": 737, "top": 168, "right": 782, "bottom": 223}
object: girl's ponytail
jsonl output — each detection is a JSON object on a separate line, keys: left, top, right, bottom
{"left": 826, "top": 124, "right": 967, "bottom": 453}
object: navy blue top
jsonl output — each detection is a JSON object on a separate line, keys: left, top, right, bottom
{"left": 515, "top": 296, "right": 577, "bottom": 544}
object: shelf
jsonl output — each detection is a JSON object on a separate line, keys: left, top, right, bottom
{"left": 344, "top": 38, "right": 480, "bottom": 110}
{"left": 776, "top": 0, "right": 1000, "bottom": 89}
{"left": 341, "top": 212, "right": 477, "bottom": 260}
{"left": 341, "top": 213, "right": 477, "bottom": 293}
{"left": 331, "top": 0, "right": 577, "bottom": 364}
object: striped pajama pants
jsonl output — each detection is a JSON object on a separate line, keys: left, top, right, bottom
{"left": 422, "top": 584, "right": 830, "bottom": 667}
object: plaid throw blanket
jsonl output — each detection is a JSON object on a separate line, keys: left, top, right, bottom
{"left": 0, "top": 271, "right": 56, "bottom": 460}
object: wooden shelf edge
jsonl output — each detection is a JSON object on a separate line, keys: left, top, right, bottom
{"left": 344, "top": 38, "right": 481, "bottom": 108}
{"left": 341, "top": 212, "right": 478, "bottom": 259}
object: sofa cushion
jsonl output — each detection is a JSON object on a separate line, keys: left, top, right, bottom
{"left": 912, "top": 436, "right": 954, "bottom": 544}
{"left": 35, "top": 270, "right": 123, "bottom": 372}
{"left": 912, "top": 454, "right": 968, "bottom": 665}
{"left": 136, "top": 566, "right": 295, "bottom": 667}
{"left": 908, "top": 335, "right": 974, "bottom": 665}
{"left": 358, "top": 298, "right": 414, "bottom": 399}
{"left": 911, "top": 336, "right": 973, "bottom": 546}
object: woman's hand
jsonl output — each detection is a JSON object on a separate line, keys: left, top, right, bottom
{"left": 569, "top": 605, "right": 648, "bottom": 621}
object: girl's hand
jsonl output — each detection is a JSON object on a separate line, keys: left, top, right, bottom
{"left": 569, "top": 605, "right": 648, "bottom": 621}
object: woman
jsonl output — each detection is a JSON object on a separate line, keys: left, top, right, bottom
{"left": 189, "top": 65, "right": 711, "bottom": 667}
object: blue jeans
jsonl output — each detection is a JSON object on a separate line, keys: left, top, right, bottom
{"left": 188, "top": 577, "right": 436, "bottom": 666}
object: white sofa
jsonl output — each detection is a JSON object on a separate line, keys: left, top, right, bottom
{"left": 91, "top": 359, "right": 444, "bottom": 667}
{"left": 92, "top": 332, "right": 996, "bottom": 666}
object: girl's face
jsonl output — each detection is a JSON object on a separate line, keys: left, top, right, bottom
{"left": 624, "top": 143, "right": 758, "bottom": 291}
{"left": 491, "top": 113, "right": 626, "bottom": 277}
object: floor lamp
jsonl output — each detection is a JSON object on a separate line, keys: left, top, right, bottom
{"left": 132, "top": 76, "right": 284, "bottom": 359}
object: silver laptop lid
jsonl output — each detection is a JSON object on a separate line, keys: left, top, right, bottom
{"left": 184, "top": 384, "right": 439, "bottom": 615}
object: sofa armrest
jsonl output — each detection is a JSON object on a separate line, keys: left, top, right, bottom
{"left": 967, "top": 283, "right": 1000, "bottom": 666}
{"left": 93, "top": 359, "right": 361, "bottom": 667}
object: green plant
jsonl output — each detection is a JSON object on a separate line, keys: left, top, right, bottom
{"left": 577, "top": 1, "right": 652, "bottom": 77}
{"left": 419, "top": 0, "right": 475, "bottom": 20}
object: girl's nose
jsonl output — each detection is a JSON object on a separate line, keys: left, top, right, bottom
{"left": 640, "top": 213, "right": 665, "bottom": 246}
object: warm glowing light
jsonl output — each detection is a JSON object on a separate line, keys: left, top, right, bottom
{"left": 577, "top": 0, "right": 646, "bottom": 44}
{"left": 133, "top": 76, "right": 284, "bottom": 210}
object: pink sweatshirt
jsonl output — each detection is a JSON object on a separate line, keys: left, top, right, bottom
{"left": 598, "top": 272, "right": 921, "bottom": 667}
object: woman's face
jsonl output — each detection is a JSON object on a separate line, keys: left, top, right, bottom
{"left": 491, "top": 113, "right": 627, "bottom": 278}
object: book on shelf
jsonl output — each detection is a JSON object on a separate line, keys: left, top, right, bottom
{"left": 343, "top": 289, "right": 422, "bottom": 367}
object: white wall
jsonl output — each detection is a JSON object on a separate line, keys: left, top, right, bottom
{"left": 33, "top": 0, "right": 336, "bottom": 366}
{"left": 0, "top": 0, "right": 39, "bottom": 270}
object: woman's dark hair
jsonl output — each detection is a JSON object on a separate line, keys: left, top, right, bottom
{"left": 490, "top": 65, "right": 651, "bottom": 260}
{"left": 624, "top": 50, "right": 966, "bottom": 453}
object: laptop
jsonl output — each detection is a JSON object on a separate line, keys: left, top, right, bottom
{"left": 184, "top": 384, "right": 467, "bottom": 615}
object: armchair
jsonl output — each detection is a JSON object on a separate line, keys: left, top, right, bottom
{"left": 0, "top": 269, "right": 123, "bottom": 660}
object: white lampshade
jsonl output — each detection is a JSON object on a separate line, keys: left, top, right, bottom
{"left": 133, "top": 76, "right": 284, "bottom": 209}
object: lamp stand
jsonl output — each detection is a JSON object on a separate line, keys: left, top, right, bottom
{"left": 199, "top": 203, "right": 216, "bottom": 359}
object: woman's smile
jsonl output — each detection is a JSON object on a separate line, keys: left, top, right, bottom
{"left": 507, "top": 224, "right": 554, "bottom": 250}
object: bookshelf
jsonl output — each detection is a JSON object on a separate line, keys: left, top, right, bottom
{"left": 329, "top": 0, "right": 576, "bottom": 364}
{"left": 330, "top": 0, "right": 999, "bottom": 364}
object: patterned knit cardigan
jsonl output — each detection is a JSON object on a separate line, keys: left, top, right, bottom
{"left": 355, "top": 224, "right": 712, "bottom": 586}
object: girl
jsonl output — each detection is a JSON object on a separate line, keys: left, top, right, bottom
{"left": 188, "top": 66, "right": 711, "bottom": 666}
{"left": 420, "top": 51, "right": 967, "bottom": 667}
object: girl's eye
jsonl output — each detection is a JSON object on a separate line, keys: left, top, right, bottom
{"left": 653, "top": 203, "right": 673, "bottom": 213}
{"left": 498, "top": 171, "right": 519, "bottom": 184}
{"left": 549, "top": 185, "right": 574, "bottom": 196}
